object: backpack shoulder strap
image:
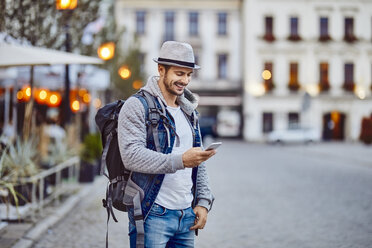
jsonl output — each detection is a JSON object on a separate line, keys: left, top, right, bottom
{"left": 133, "top": 90, "right": 179, "bottom": 152}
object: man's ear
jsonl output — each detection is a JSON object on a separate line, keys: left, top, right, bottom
{"left": 158, "top": 64, "right": 165, "bottom": 76}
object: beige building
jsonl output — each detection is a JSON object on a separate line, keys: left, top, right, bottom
{"left": 243, "top": 0, "right": 372, "bottom": 142}
{"left": 115, "top": 0, "right": 244, "bottom": 138}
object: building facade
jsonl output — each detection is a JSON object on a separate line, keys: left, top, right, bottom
{"left": 115, "top": 0, "right": 243, "bottom": 138}
{"left": 243, "top": 0, "right": 372, "bottom": 141}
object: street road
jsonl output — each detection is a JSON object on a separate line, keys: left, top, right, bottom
{"left": 32, "top": 141, "right": 372, "bottom": 248}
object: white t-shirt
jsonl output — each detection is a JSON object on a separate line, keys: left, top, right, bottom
{"left": 154, "top": 105, "right": 194, "bottom": 210}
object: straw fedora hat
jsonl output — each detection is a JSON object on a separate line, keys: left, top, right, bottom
{"left": 153, "top": 41, "right": 200, "bottom": 70}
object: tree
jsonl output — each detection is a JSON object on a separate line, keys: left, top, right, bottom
{"left": 90, "top": 2, "right": 146, "bottom": 100}
{"left": 112, "top": 42, "right": 146, "bottom": 100}
{"left": 0, "top": 0, "right": 145, "bottom": 100}
{"left": 0, "top": 0, "right": 100, "bottom": 54}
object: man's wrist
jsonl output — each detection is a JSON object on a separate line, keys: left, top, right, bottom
{"left": 172, "top": 153, "right": 184, "bottom": 171}
{"left": 196, "top": 199, "right": 212, "bottom": 212}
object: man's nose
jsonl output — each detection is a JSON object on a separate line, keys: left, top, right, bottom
{"left": 180, "top": 74, "right": 190, "bottom": 84}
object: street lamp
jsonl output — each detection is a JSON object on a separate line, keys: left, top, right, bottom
{"left": 132, "top": 80, "right": 143, "bottom": 90}
{"left": 56, "top": 0, "right": 77, "bottom": 10}
{"left": 118, "top": 65, "right": 131, "bottom": 80}
{"left": 97, "top": 42, "right": 115, "bottom": 61}
{"left": 56, "top": 0, "right": 77, "bottom": 127}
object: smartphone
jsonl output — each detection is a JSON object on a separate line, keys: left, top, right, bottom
{"left": 205, "top": 142, "right": 222, "bottom": 151}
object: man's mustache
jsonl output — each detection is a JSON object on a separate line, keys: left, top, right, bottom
{"left": 174, "top": 81, "right": 187, "bottom": 86}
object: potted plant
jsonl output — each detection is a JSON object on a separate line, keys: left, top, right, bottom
{"left": 0, "top": 149, "right": 19, "bottom": 208}
{"left": 79, "top": 133, "right": 102, "bottom": 182}
{"left": 1, "top": 138, "right": 40, "bottom": 206}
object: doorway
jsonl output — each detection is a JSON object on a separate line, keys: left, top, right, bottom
{"left": 322, "top": 111, "right": 346, "bottom": 141}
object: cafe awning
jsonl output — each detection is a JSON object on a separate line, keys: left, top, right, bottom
{"left": 0, "top": 43, "right": 103, "bottom": 67}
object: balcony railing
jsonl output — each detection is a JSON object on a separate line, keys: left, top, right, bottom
{"left": 343, "top": 35, "right": 358, "bottom": 43}
{"left": 288, "top": 34, "right": 302, "bottom": 42}
{"left": 263, "top": 33, "right": 275, "bottom": 42}
{"left": 319, "top": 81, "right": 330, "bottom": 93}
{"left": 319, "top": 35, "right": 332, "bottom": 42}
{"left": 343, "top": 82, "right": 355, "bottom": 92}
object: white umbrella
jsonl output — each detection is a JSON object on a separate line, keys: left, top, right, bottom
{"left": 0, "top": 43, "right": 103, "bottom": 139}
{"left": 0, "top": 43, "right": 102, "bottom": 67}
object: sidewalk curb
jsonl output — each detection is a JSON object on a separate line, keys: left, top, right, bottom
{"left": 11, "top": 177, "right": 105, "bottom": 248}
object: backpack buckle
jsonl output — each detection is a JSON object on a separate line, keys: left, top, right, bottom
{"left": 149, "top": 108, "right": 160, "bottom": 125}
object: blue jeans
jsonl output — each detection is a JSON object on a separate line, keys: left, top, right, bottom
{"left": 129, "top": 203, "right": 196, "bottom": 248}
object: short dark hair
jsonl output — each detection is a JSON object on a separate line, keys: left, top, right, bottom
{"left": 160, "top": 64, "right": 171, "bottom": 73}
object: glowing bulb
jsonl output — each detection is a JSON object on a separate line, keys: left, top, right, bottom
{"left": 25, "top": 87, "right": 31, "bottom": 97}
{"left": 83, "top": 93, "right": 91, "bottom": 103}
{"left": 71, "top": 100, "right": 80, "bottom": 112}
{"left": 118, "top": 66, "right": 131, "bottom": 79}
{"left": 60, "top": 0, "right": 70, "bottom": 8}
{"left": 56, "top": 0, "right": 77, "bottom": 10}
{"left": 262, "top": 70, "right": 272, "bottom": 80}
{"left": 50, "top": 94, "right": 58, "bottom": 104}
{"left": 132, "top": 80, "right": 143, "bottom": 90}
{"left": 97, "top": 42, "right": 115, "bottom": 61}
{"left": 17, "top": 91, "right": 24, "bottom": 100}
{"left": 247, "top": 82, "right": 266, "bottom": 97}
{"left": 355, "top": 85, "right": 366, "bottom": 100}
{"left": 39, "top": 90, "right": 47, "bottom": 100}
{"left": 305, "top": 84, "right": 320, "bottom": 97}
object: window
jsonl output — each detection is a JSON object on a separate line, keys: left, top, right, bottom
{"left": 288, "top": 17, "right": 301, "bottom": 41}
{"left": 319, "top": 63, "right": 330, "bottom": 92}
{"left": 189, "top": 12, "right": 199, "bottom": 36}
{"left": 164, "top": 11, "right": 175, "bottom": 41}
{"left": 136, "top": 11, "right": 146, "bottom": 35}
{"left": 288, "top": 63, "right": 300, "bottom": 92}
{"left": 343, "top": 63, "right": 355, "bottom": 91}
{"left": 344, "top": 17, "right": 357, "bottom": 42}
{"left": 263, "top": 62, "right": 274, "bottom": 92}
{"left": 319, "top": 17, "right": 331, "bottom": 41}
{"left": 262, "top": 112, "right": 273, "bottom": 133}
{"left": 288, "top": 113, "right": 300, "bottom": 129}
{"left": 217, "top": 12, "right": 227, "bottom": 36}
{"left": 218, "top": 54, "right": 227, "bottom": 79}
{"left": 264, "top": 16, "right": 275, "bottom": 42}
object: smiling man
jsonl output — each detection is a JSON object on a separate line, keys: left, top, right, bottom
{"left": 118, "top": 41, "right": 215, "bottom": 248}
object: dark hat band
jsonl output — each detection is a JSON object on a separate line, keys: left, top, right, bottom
{"left": 157, "top": 57, "right": 195, "bottom": 68}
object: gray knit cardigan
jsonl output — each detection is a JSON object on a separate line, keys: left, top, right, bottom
{"left": 117, "top": 76, "right": 214, "bottom": 211}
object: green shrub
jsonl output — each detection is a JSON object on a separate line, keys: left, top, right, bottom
{"left": 80, "top": 133, "right": 102, "bottom": 164}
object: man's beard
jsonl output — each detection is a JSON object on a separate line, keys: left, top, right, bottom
{"left": 164, "top": 74, "right": 184, "bottom": 96}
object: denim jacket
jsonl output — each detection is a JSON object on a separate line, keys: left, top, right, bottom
{"left": 118, "top": 76, "right": 214, "bottom": 226}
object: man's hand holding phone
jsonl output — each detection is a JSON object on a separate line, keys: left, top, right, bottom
{"left": 182, "top": 142, "right": 221, "bottom": 168}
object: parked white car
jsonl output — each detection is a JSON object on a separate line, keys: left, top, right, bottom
{"left": 267, "top": 127, "right": 321, "bottom": 144}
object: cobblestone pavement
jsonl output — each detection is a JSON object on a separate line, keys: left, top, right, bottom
{"left": 32, "top": 141, "right": 372, "bottom": 248}
{"left": 32, "top": 177, "right": 129, "bottom": 248}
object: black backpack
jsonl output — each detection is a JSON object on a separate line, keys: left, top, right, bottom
{"left": 95, "top": 90, "right": 168, "bottom": 248}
